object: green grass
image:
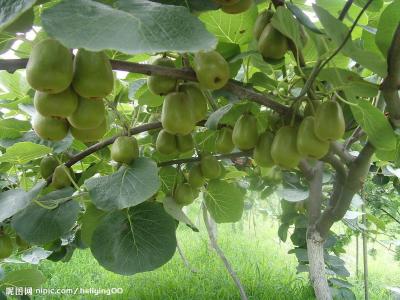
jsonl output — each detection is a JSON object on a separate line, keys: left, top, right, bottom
{"left": 18, "top": 216, "right": 400, "bottom": 299}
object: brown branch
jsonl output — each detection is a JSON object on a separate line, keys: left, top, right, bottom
{"left": 322, "top": 153, "right": 348, "bottom": 208}
{"left": 0, "top": 58, "right": 292, "bottom": 116}
{"left": 330, "top": 142, "right": 355, "bottom": 165}
{"left": 46, "top": 121, "right": 163, "bottom": 184}
{"left": 158, "top": 151, "right": 252, "bottom": 167}
{"left": 202, "top": 203, "right": 248, "bottom": 300}
{"left": 307, "top": 161, "right": 324, "bottom": 225}
{"left": 316, "top": 142, "right": 374, "bottom": 237}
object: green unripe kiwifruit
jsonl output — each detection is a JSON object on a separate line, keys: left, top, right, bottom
{"left": 232, "top": 114, "right": 259, "bottom": 150}
{"left": 215, "top": 127, "right": 234, "bottom": 154}
{"left": 253, "top": 131, "right": 274, "bottom": 167}
{"left": 200, "top": 155, "right": 222, "bottom": 179}
{"left": 297, "top": 116, "right": 329, "bottom": 159}
{"left": 71, "top": 118, "right": 107, "bottom": 142}
{"left": 72, "top": 49, "right": 114, "bottom": 99}
{"left": 34, "top": 88, "right": 78, "bottom": 118}
{"left": 174, "top": 183, "right": 197, "bottom": 206}
{"left": 156, "top": 130, "right": 178, "bottom": 155}
{"left": 214, "top": 0, "right": 240, "bottom": 5}
{"left": 314, "top": 101, "right": 345, "bottom": 142}
{"left": 40, "top": 156, "right": 59, "bottom": 179}
{"left": 26, "top": 38, "right": 73, "bottom": 94}
{"left": 32, "top": 114, "right": 69, "bottom": 141}
{"left": 67, "top": 97, "right": 105, "bottom": 129}
{"left": 111, "top": 136, "right": 139, "bottom": 164}
{"left": 147, "top": 57, "right": 177, "bottom": 96}
{"left": 254, "top": 10, "right": 274, "bottom": 40}
{"left": 179, "top": 82, "right": 208, "bottom": 122}
{"left": 188, "top": 164, "right": 206, "bottom": 188}
{"left": 271, "top": 126, "right": 302, "bottom": 169}
{"left": 52, "top": 165, "right": 73, "bottom": 189}
{"left": 221, "top": 0, "right": 253, "bottom": 14}
{"left": 193, "top": 51, "right": 230, "bottom": 90}
{"left": 0, "top": 234, "right": 13, "bottom": 259}
{"left": 4, "top": 8, "right": 34, "bottom": 34}
{"left": 258, "top": 24, "right": 288, "bottom": 60}
{"left": 161, "top": 92, "right": 196, "bottom": 135}
{"left": 176, "top": 134, "right": 194, "bottom": 153}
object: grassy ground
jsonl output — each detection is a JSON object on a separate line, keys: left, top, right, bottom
{"left": 23, "top": 214, "right": 400, "bottom": 299}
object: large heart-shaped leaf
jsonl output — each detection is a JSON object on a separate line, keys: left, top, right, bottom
{"left": 2, "top": 269, "right": 46, "bottom": 288}
{"left": 0, "top": 142, "right": 51, "bottom": 164}
{"left": 200, "top": 5, "right": 258, "bottom": 45}
{"left": 350, "top": 99, "right": 397, "bottom": 151}
{"left": 0, "top": 0, "right": 36, "bottom": 31}
{"left": 0, "top": 181, "right": 45, "bottom": 223}
{"left": 313, "top": 5, "right": 386, "bottom": 77}
{"left": 42, "top": 0, "right": 217, "bottom": 53}
{"left": 204, "top": 180, "right": 245, "bottom": 223}
{"left": 375, "top": 1, "right": 400, "bottom": 58}
{"left": 85, "top": 157, "right": 160, "bottom": 210}
{"left": 12, "top": 188, "right": 80, "bottom": 244}
{"left": 148, "top": 0, "right": 218, "bottom": 11}
{"left": 91, "top": 202, "right": 177, "bottom": 275}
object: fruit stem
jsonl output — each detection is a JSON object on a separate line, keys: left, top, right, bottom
{"left": 333, "top": 91, "right": 357, "bottom": 107}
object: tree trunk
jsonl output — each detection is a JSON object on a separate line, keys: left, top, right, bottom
{"left": 307, "top": 229, "right": 332, "bottom": 300}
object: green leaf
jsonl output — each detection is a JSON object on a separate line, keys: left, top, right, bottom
{"left": 138, "top": 89, "right": 163, "bottom": 107}
{"left": 286, "top": 3, "right": 322, "bottom": 34}
{"left": 205, "top": 180, "right": 245, "bottom": 223}
{"left": 0, "top": 131, "right": 73, "bottom": 154}
{"left": 0, "top": 181, "right": 45, "bottom": 223}
{"left": 375, "top": 1, "right": 400, "bottom": 58}
{"left": 271, "top": 7, "right": 305, "bottom": 49}
{"left": 318, "top": 68, "right": 378, "bottom": 98}
{"left": 354, "top": 0, "right": 383, "bottom": 12}
{"left": 0, "top": 71, "right": 30, "bottom": 100}
{"left": 350, "top": 99, "right": 396, "bottom": 151}
{"left": 159, "top": 166, "right": 178, "bottom": 194}
{"left": 12, "top": 188, "right": 80, "bottom": 244}
{"left": 163, "top": 197, "right": 198, "bottom": 231}
{"left": 91, "top": 202, "right": 177, "bottom": 275}
{"left": 313, "top": 5, "right": 387, "bottom": 77}
{"left": 0, "top": 0, "right": 36, "bottom": 31}
{"left": 278, "top": 223, "right": 289, "bottom": 242}
{"left": 80, "top": 203, "right": 107, "bottom": 247}
{"left": 0, "top": 32, "right": 16, "bottom": 55}
{"left": 205, "top": 103, "right": 234, "bottom": 130}
{"left": 85, "top": 157, "right": 160, "bottom": 210}
{"left": 2, "top": 269, "right": 46, "bottom": 288}
{"left": 0, "top": 118, "right": 31, "bottom": 139}
{"left": 41, "top": 0, "right": 216, "bottom": 54}
{"left": 276, "top": 186, "right": 309, "bottom": 202}
{"left": 200, "top": 4, "right": 258, "bottom": 45}
{"left": 0, "top": 142, "right": 51, "bottom": 164}
{"left": 148, "top": 0, "right": 218, "bottom": 12}
{"left": 366, "top": 213, "right": 386, "bottom": 231}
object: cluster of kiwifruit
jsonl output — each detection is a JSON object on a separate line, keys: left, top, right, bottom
{"left": 174, "top": 155, "right": 224, "bottom": 206}
{"left": 259, "top": 101, "right": 345, "bottom": 169}
{"left": 254, "top": 10, "right": 289, "bottom": 61}
{"left": 28, "top": 38, "right": 113, "bottom": 143}
{"left": 147, "top": 52, "right": 231, "bottom": 206}
{"left": 215, "top": 0, "right": 253, "bottom": 14}
{"left": 149, "top": 51, "right": 230, "bottom": 156}
{"left": 210, "top": 100, "right": 345, "bottom": 171}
